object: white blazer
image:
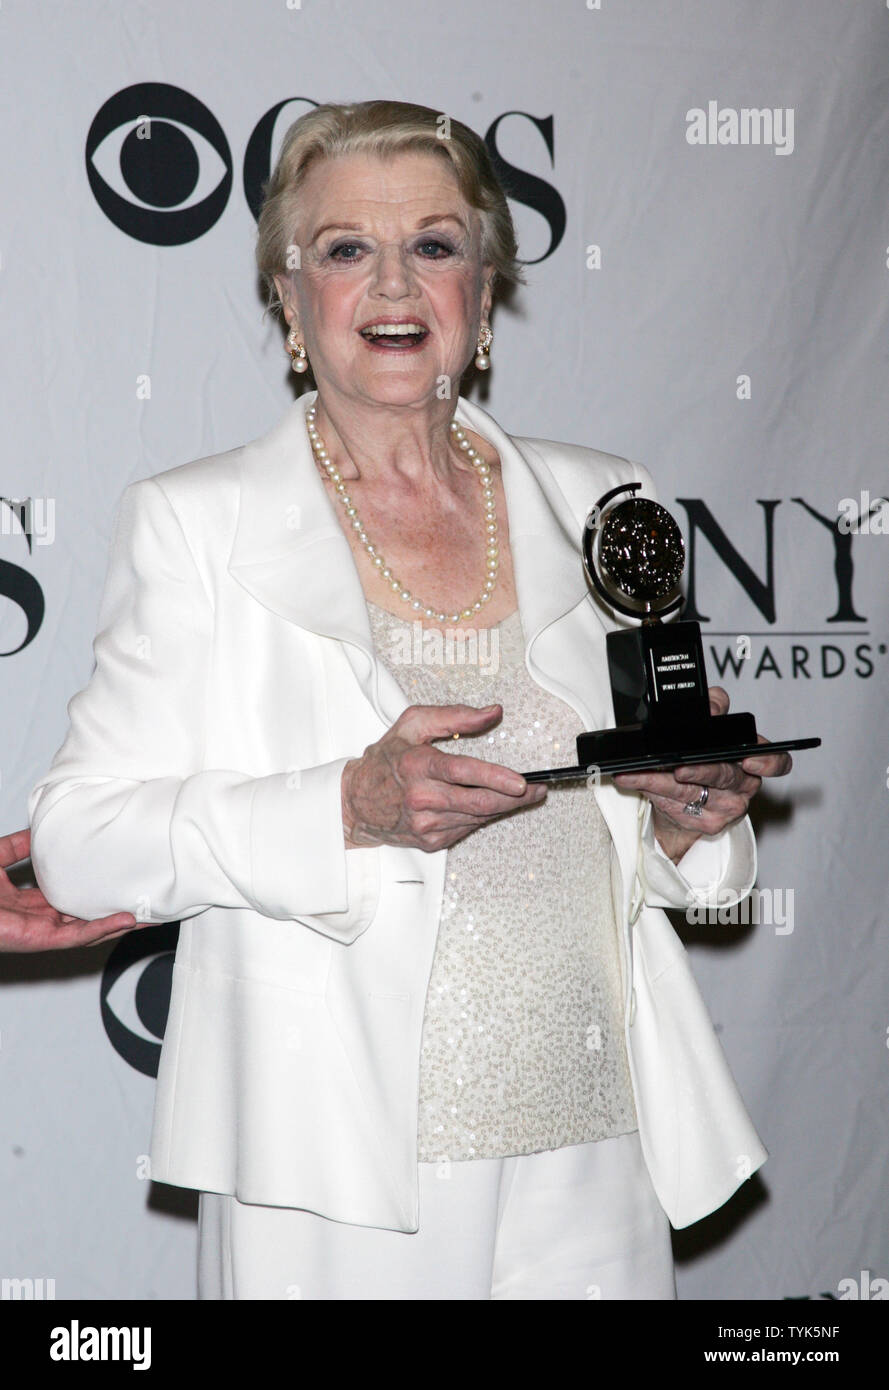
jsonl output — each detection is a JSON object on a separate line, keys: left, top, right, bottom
{"left": 29, "top": 391, "right": 766, "bottom": 1232}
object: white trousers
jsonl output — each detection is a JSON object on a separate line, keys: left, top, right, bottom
{"left": 197, "top": 1129, "right": 676, "bottom": 1301}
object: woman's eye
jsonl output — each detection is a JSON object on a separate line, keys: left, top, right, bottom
{"left": 328, "top": 241, "right": 365, "bottom": 261}
{"left": 416, "top": 239, "right": 454, "bottom": 259}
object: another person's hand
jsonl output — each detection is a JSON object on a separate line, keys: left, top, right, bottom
{"left": 0, "top": 829, "right": 140, "bottom": 953}
{"left": 613, "top": 686, "right": 793, "bottom": 864}
{"left": 341, "top": 703, "right": 547, "bottom": 852}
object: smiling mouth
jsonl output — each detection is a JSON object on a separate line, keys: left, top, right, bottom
{"left": 359, "top": 322, "right": 429, "bottom": 348}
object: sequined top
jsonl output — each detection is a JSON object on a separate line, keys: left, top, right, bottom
{"left": 368, "top": 600, "right": 637, "bottom": 1163}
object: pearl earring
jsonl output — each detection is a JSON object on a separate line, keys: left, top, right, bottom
{"left": 286, "top": 327, "right": 309, "bottom": 374}
{"left": 475, "top": 324, "right": 493, "bottom": 371}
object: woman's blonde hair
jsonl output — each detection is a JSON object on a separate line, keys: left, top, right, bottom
{"left": 256, "top": 99, "right": 523, "bottom": 315}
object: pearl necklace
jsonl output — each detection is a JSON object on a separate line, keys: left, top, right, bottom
{"left": 305, "top": 404, "right": 499, "bottom": 623}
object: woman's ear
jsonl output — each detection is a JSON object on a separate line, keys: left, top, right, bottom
{"left": 480, "top": 266, "right": 495, "bottom": 323}
{"left": 274, "top": 273, "right": 295, "bottom": 325}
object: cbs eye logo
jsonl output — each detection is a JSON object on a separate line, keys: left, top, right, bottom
{"left": 85, "top": 83, "right": 317, "bottom": 246}
{"left": 85, "top": 84, "right": 566, "bottom": 259}
{"left": 100, "top": 921, "right": 179, "bottom": 1076}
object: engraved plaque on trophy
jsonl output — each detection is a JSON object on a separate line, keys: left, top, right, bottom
{"left": 523, "top": 483, "right": 820, "bottom": 783}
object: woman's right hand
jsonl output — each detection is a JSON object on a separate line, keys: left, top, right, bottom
{"left": 341, "top": 703, "right": 547, "bottom": 852}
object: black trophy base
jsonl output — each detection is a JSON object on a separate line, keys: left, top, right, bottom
{"left": 521, "top": 618, "right": 821, "bottom": 783}
{"left": 523, "top": 712, "right": 820, "bottom": 783}
{"left": 577, "top": 709, "right": 755, "bottom": 765}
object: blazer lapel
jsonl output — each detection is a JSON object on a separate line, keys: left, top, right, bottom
{"left": 455, "top": 396, "right": 616, "bottom": 736}
{"left": 454, "top": 398, "right": 639, "bottom": 900}
{"left": 227, "top": 392, "right": 401, "bottom": 722}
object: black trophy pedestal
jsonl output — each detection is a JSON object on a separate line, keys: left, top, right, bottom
{"left": 523, "top": 620, "right": 820, "bottom": 783}
{"left": 581, "top": 619, "right": 755, "bottom": 760}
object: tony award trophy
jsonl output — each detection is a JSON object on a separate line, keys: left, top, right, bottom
{"left": 524, "top": 483, "right": 820, "bottom": 783}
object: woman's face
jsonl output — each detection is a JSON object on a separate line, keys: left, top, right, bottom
{"left": 275, "top": 150, "right": 494, "bottom": 412}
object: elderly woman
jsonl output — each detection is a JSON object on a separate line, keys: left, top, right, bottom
{"left": 30, "top": 100, "right": 789, "bottom": 1301}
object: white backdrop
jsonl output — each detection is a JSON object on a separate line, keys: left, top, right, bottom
{"left": 1, "top": 0, "right": 887, "bottom": 1301}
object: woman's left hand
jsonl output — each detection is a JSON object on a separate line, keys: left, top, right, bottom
{"left": 612, "top": 686, "right": 793, "bottom": 864}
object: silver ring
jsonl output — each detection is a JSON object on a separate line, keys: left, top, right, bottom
{"left": 683, "top": 786, "right": 709, "bottom": 817}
